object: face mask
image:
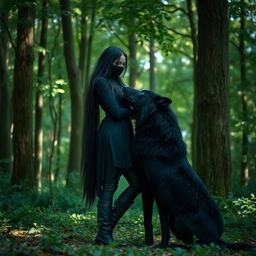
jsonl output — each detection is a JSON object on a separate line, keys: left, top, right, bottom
{"left": 111, "top": 65, "right": 124, "bottom": 77}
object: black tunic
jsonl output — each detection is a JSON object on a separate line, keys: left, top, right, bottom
{"left": 94, "top": 77, "right": 134, "bottom": 196}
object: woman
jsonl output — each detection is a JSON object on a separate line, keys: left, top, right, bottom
{"left": 81, "top": 46, "right": 141, "bottom": 245}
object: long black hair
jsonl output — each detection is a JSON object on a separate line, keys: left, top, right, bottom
{"left": 81, "top": 46, "right": 128, "bottom": 209}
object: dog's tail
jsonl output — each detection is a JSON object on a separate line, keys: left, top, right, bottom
{"left": 216, "top": 239, "right": 255, "bottom": 251}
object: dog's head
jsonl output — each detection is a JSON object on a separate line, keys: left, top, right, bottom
{"left": 123, "top": 87, "right": 172, "bottom": 124}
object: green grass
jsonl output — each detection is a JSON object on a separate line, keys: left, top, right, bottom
{"left": 0, "top": 176, "right": 256, "bottom": 255}
{"left": 1, "top": 207, "right": 255, "bottom": 256}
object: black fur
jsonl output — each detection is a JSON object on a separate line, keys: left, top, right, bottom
{"left": 123, "top": 87, "right": 254, "bottom": 251}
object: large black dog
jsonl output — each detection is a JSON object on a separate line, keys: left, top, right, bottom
{"left": 123, "top": 86, "right": 254, "bottom": 251}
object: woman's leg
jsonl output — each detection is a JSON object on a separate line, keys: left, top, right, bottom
{"left": 121, "top": 167, "right": 141, "bottom": 202}
{"left": 95, "top": 147, "right": 121, "bottom": 245}
{"left": 110, "top": 167, "right": 141, "bottom": 234}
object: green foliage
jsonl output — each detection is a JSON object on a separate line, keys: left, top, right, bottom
{"left": 232, "top": 193, "right": 256, "bottom": 216}
{"left": 0, "top": 175, "right": 255, "bottom": 255}
{"left": 1, "top": 0, "right": 256, "bottom": 254}
{"left": 97, "top": 0, "right": 177, "bottom": 54}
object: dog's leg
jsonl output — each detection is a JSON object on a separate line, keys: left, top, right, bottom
{"left": 142, "top": 187, "right": 154, "bottom": 245}
{"left": 156, "top": 201, "right": 170, "bottom": 249}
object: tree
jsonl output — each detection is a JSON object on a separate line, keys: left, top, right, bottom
{"left": 59, "top": 0, "right": 86, "bottom": 185}
{"left": 0, "top": 5, "right": 12, "bottom": 173}
{"left": 11, "top": 0, "right": 36, "bottom": 187}
{"left": 128, "top": 17, "right": 138, "bottom": 88}
{"left": 239, "top": 0, "right": 249, "bottom": 186}
{"left": 82, "top": 2, "right": 97, "bottom": 88}
{"left": 149, "top": 39, "right": 155, "bottom": 91}
{"left": 34, "top": 0, "right": 48, "bottom": 189}
{"left": 185, "top": 0, "right": 198, "bottom": 166}
{"left": 229, "top": 0, "right": 256, "bottom": 185}
{"left": 194, "top": 0, "right": 231, "bottom": 196}
{"left": 99, "top": 0, "right": 139, "bottom": 88}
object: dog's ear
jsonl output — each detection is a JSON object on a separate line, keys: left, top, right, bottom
{"left": 155, "top": 95, "right": 172, "bottom": 106}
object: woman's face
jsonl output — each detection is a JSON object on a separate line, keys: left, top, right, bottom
{"left": 113, "top": 54, "right": 126, "bottom": 67}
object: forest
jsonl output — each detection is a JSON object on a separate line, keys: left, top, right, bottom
{"left": 0, "top": 0, "right": 256, "bottom": 255}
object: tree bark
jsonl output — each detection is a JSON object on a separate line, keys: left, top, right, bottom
{"left": 128, "top": 17, "right": 137, "bottom": 88}
{"left": 84, "top": 4, "right": 96, "bottom": 89}
{"left": 59, "top": 0, "right": 83, "bottom": 186}
{"left": 195, "top": 0, "right": 231, "bottom": 196}
{"left": 54, "top": 92, "right": 63, "bottom": 183}
{"left": 253, "top": 105, "right": 256, "bottom": 179}
{"left": 186, "top": 0, "right": 198, "bottom": 167}
{"left": 239, "top": 0, "right": 249, "bottom": 186}
{"left": 149, "top": 39, "right": 155, "bottom": 91}
{"left": 79, "top": 13, "right": 87, "bottom": 86}
{"left": 11, "top": 0, "right": 35, "bottom": 187}
{"left": 0, "top": 9, "right": 12, "bottom": 173}
{"left": 34, "top": 0, "right": 48, "bottom": 189}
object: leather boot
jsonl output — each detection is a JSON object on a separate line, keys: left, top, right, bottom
{"left": 110, "top": 195, "right": 134, "bottom": 234}
{"left": 95, "top": 205, "right": 114, "bottom": 245}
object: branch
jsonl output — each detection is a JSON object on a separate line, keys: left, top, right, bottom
{"left": 174, "top": 49, "right": 193, "bottom": 60}
{"left": 168, "top": 27, "right": 191, "bottom": 38}
{"left": 78, "top": 15, "right": 87, "bottom": 71}
{"left": 186, "top": 0, "right": 198, "bottom": 57}
{"left": 49, "top": 18, "right": 61, "bottom": 61}
{"left": 0, "top": 17, "right": 16, "bottom": 50}
{"left": 106, "top": 20, "right": 129, "bottom": 49}
{"left": 166, "top": 4, "right": 189, "bottom": 16}
{"left": 141, "top": 43, "right": 149, "bottom": 53}
{"left": 229, "top": 39, "right": 239, "bottom": 51}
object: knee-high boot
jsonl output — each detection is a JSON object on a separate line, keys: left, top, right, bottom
{"left": 95, "top": 205, "right": 114, "bottom": 245}
{"left": 95, "top": 185, "right": 117, "bottom": 245}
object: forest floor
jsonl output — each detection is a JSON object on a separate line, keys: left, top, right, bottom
{"left": 0, "top": 181, "right": 256, "bottom": 255}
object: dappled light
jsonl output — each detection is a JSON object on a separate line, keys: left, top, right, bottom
{"left": 0, "top": 0, "right": 256, "bottom": 254}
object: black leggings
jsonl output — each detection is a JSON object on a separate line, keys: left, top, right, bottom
{"left": 97, "top": 146, "right": 141, "bottom": 208}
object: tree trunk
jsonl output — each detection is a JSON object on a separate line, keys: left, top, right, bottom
{"left": 186, "top": 0, "right": 198, "bottom": 166}
{"left": 34, "top": 0, "right": 48, "bottom": 189}
{"left": 149, "top": 39, "right": 155, "bottom": 91}
{"left": 11, "top": 0, "right": 35, "bottom": 187}
{"left": 128, "top": 18, "right": 137, "bottom": 88}
{"left": 239, "top": 0, "right": 249, "bottom": 186}
{"left": 195, "top": 0, "right": 231, "bottom": 196}
{"left": 253, "top": 105, "right": 256, "bottom": 180}
{"left": 48, "top": 84, "right": 57, "bottom": 195}
{"left": 59, "top": 0, "right": 83, "bottom": 186}
{"left": 79, "top": 13, "right": 87, "bottom": 86}
{"left": 84, "top": 4, "right": 96, "bottom": 89}
{"left": 54, "top": 92, "right": 63, "bottom": 183}
{"left": 0, "top": 9, "right": 12, "bottom": 173}
{"left": 47, "top": 48, "right": 58, "bottom": 195}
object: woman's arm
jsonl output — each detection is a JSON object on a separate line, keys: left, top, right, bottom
{"left": 94, "top": 77, "right": 132, "bottom": 119}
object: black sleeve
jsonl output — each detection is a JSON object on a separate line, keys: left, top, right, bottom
{"left": 94, "top": 77, "right": 132, "bottom": 119}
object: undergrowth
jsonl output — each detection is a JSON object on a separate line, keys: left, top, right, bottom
{"left": 0, "top": 175, "right": 255, "bottom": 255}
